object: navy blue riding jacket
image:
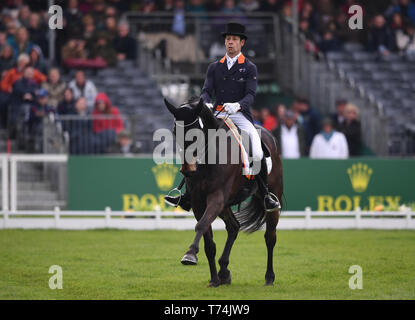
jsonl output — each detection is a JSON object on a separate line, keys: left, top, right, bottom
{"left": 200, "top": 53, "right": 258, "bottom": 123}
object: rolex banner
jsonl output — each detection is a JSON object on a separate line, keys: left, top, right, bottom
{"left": 68, "top": 157, "right": 415, "bottom": 211}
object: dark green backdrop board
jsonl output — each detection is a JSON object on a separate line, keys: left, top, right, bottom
{"left": 68, "top": 157, "right": 415, "bottom": 211}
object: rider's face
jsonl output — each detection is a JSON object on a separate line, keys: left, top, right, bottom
{"left": 225, "top": 35, "right": 244, "bottom": 57}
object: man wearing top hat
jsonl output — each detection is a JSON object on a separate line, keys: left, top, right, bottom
{"left": 165, "top": 22, "right": 279, "bottom": 213}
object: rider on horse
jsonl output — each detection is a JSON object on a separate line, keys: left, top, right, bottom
{"left": 165, "top": 22, "right": 280, "bottom": 213}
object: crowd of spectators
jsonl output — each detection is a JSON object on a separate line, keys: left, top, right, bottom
{"left": 0, "top": 0, "right": 142, "bottom": 154}
{"left": 253, "top": 96, "right": 362, "bottom": 158}
{"left": 0, "top": 0, "right": 410, "bottom": 155}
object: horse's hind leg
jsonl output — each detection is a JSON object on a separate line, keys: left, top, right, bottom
{"left": 218, "top": 208, "right": 239, "bottom": 285}
{"left": 264, "top": 210, "right": 278, "bottom": 286}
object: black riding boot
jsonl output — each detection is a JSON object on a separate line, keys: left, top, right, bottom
{"left": 257, "top": 158, "right": 281, "bottom": 212}
{"left": 164, "top": 191, "right": 192, "bottom": 211}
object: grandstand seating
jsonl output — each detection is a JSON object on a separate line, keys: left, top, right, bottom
{"left": 326, "top": 49, "right": 415, "bottom": 155}
{"left": 61, "top": 60, "right": 173, "bottom": 154}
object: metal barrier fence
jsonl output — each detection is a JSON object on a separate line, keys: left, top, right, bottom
{"left": 1, "top": 208, "right": 414, "bottom": 230}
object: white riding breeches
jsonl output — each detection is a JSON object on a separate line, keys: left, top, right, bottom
{"left": 217, "top": 111, "right": 264, "bottom": 162}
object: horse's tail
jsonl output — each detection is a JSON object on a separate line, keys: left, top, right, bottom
{"left": 235, "top": 195, "right": 266, "bottom": 233}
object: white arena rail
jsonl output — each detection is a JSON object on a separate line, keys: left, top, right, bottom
{"left": 0, "top": 207, "right": 414, "bottom": 230}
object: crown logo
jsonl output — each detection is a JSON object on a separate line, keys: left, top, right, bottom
{"left": 152, "top": 164, "right": 178, "bottom": 191}
{"left": 347, "top": 163, "right": 373, "bottom": 193}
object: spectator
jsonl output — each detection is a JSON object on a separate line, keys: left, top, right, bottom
{"left": 186, "top": 0, "right": 207, "bottom": 13}
{"left": 10, "top": 27, "right": 35, "bottom": 60}
{"left": 161, "top": 0, "right": 175, "bottom": 11}
{"left": 58, "top": 87, "right": 76, "bottom": 115}
{"left": 88, "top": 32, "right": 117, "bottom": 67}
{"left": 61, "top": 38, "right": 85, "bottom": 63}
{"left": 250, "top": 108, "right": 262, "bottom": 125}
{"left": 29, "top": 45, "right": 48, "bottom": 74}
{"left": 9, "top": 66, "right": 41, "bottom": 137}
{"left": 141, "top": 0, "right": 157, "bottom": 13}
{"left": 259, "top": 0, "right": 284, "bottom": 12}
{"left": 221, "top": 0, "right": 242, "bottom": 14}
{"left": 68, "top": 96, "right": 95, "bottom": 154}
{"left": 28, "top": 88, "right": 54, "bottom": 151}
{"left": 91, "top": 0, "right": 107, "bottom": 30}
{"left": 368, "top": 14, "right": 396, "bottom": 57}
{"left": 64, "top": 0, "right": 84, "bottom": 39}
{"left": 260, "top": 108, "right": 278, "bottom": 132}
{"left": 108, "top": 130, "right": 141, "bottom": 155}
{"left": 103, "top": 16, "right": 118, "bottom": 41}
{"left": 172, "top": 0, "right": 186, "bottom": 37}
{"left": 291, "top": 97, "right": 322, "bottom": 153}
{"left": 41, "top": 68, "right": 66, "bottom": 109}
{"left": 68, "top": 70, "right": 97, "bottom": 110}
{"left": 275, "top": 103, "right": 286, "bottom": 123}
{"left": 1, "top": 53, "right": 31, "bottom": 93}
{"left": 61, "top": 38, "right": 107, "bottom": 70}
{"left": 238, "top": 0, "right": 260, "bottom": 12}
{"left": 27, "top": 12, "right": 48, "bottom": 58}
{"left": 17, "top": 5, "right": 31, "bottom": 28}
{"left": 0, "top": 31, "right": 8, "bottom": 53}
{"left": 339, "top": 103, "right": 362, "bottom": 157}
{"left": 5, "top": 21, "right": 18, "bottom": 45}
{"left": 389, "top": 0, "right": 415, "bottom": 25}
{"left": 318, "top": 30, "right": 342, "bottom": 53}
{"left": 0, "top": 53, "right": 31, "bottom": 127}
{"left": 207, "top": 0, "right": 223, "bottom": 12}
{"left": 309, "top": 118, "right": 349, "bottom": 159}
{"left": 330, "top": 98, "right": 348, "bottom": 130}
{"left": 396, "top": 22, "right": 415, "bottom": 58}
{"left": 273, "top": 110, "right": 306, "bottom": 159}
{"left": 0, "top": 44, "right": 15, "bottom": 76}
{"left": 390, "top": 12, "right": 405, "bottom": 31}
{"left": 113, "top": 22, "right": 137, "bottom": 61}
{"left": 92, "top": 92, "right": 124, "bottom": 134}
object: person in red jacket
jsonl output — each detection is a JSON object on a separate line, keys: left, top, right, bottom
{"left": 92, "top": 92, "right": 123, "bottom": 134}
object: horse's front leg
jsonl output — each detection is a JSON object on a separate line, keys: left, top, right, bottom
{"left": 182, "top": 191, "right": 224, "bottom": 285}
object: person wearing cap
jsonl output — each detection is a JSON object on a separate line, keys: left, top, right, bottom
{"left": 107, "top": 130, "right": 141, "bottom": 155}
{"left": 27, "top": 88, "right": 54, "bottom": 150}
{"left": 165, "top": 22, "right": 280, "bottom": 212}
{"left": 309, "top": 118, "right": 349, "bottom": 159}
{"left": 273, "top": 109, "right": 306, "bottom": 159}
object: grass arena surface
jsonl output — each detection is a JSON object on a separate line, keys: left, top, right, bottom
{"left": 0, "top": 229, "right": 414, "bottom": 300}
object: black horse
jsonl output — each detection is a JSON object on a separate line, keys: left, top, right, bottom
{"left": 164, "top": 97, "right": 283, "bottom": 286}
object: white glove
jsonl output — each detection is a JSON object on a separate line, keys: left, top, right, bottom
{"left": 206, "top": 103, "right": 213, "bottom": 110}
{"left": 223, "top": 102, "right": 241, "bottom": 115}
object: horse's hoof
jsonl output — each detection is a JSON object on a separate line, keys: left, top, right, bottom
{"left": 181, "top": 253, "right": 197, "bottom": 265}
{"left": 219, "top": 274, "right": 232, "bottom": 285}
{"left": 265, "top": 280, "right": 275, "bottom": 286}
{"left": 207, "top": 280, "right": 220, "bottom": 288}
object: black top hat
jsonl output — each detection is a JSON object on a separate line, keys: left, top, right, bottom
{"left": 221, "top": 22, "right": 248, "bottom": 40}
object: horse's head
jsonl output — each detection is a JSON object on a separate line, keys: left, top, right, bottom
{"left": 164, "top": 97, "right": 205, "bottom": 175}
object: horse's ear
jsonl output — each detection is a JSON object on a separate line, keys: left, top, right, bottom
{"left": 164, "top": 98, "right": 177, "bottom": 116}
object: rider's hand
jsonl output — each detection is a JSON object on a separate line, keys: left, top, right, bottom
{"left": 223, "top": 102, "right": 241, "bottom": 115}
{"left": 205, "top": 103, "right": 214, "bottom": 110}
